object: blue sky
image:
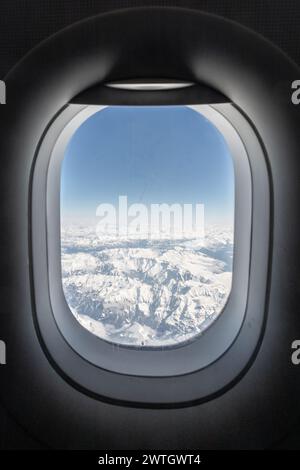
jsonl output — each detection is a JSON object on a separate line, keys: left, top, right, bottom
{"left": 61, "top": 106, "right": 234, "bottom": 225}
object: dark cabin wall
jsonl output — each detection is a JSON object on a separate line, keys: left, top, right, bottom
{"left": 0, "top": 0, "right": 300, "bottom": 79}
{"left": 0, "top": 0, "right": 299, "bottom": 450}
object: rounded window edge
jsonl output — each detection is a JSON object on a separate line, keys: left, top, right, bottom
{"left": 60, "top": 105, "right": 235, "bottom": 351}
{"left": 30, "top": 102, "right": 270, "bottom": 404}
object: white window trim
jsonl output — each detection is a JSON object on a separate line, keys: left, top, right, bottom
{"left": 30, "top": 103, "right": 270, "bottom": 404}
{"left": 32, "top": 103, "right": 250, "bottom": 376}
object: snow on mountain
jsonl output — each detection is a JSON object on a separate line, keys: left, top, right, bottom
{"left": 61, "top": 224, "right": 234, "bottom": 347}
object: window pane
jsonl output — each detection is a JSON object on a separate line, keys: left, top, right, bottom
{"left": 61, "top": 106, "right": 234, "bottom": 347}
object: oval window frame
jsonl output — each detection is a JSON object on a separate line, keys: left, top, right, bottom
{"left": 30, "top": 100, "right": 270, "bottom": 405}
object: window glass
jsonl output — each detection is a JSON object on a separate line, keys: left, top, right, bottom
{"left": 61, "top": 106, "right": 234, "bottom": 347}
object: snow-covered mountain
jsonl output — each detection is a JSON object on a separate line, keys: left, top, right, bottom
{"left": 61, "top": 224, "right": 233, "bottom": 347}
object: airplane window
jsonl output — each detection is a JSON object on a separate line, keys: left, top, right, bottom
{"left": 60, "top": 106, "right": 235, "bottom": 348}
